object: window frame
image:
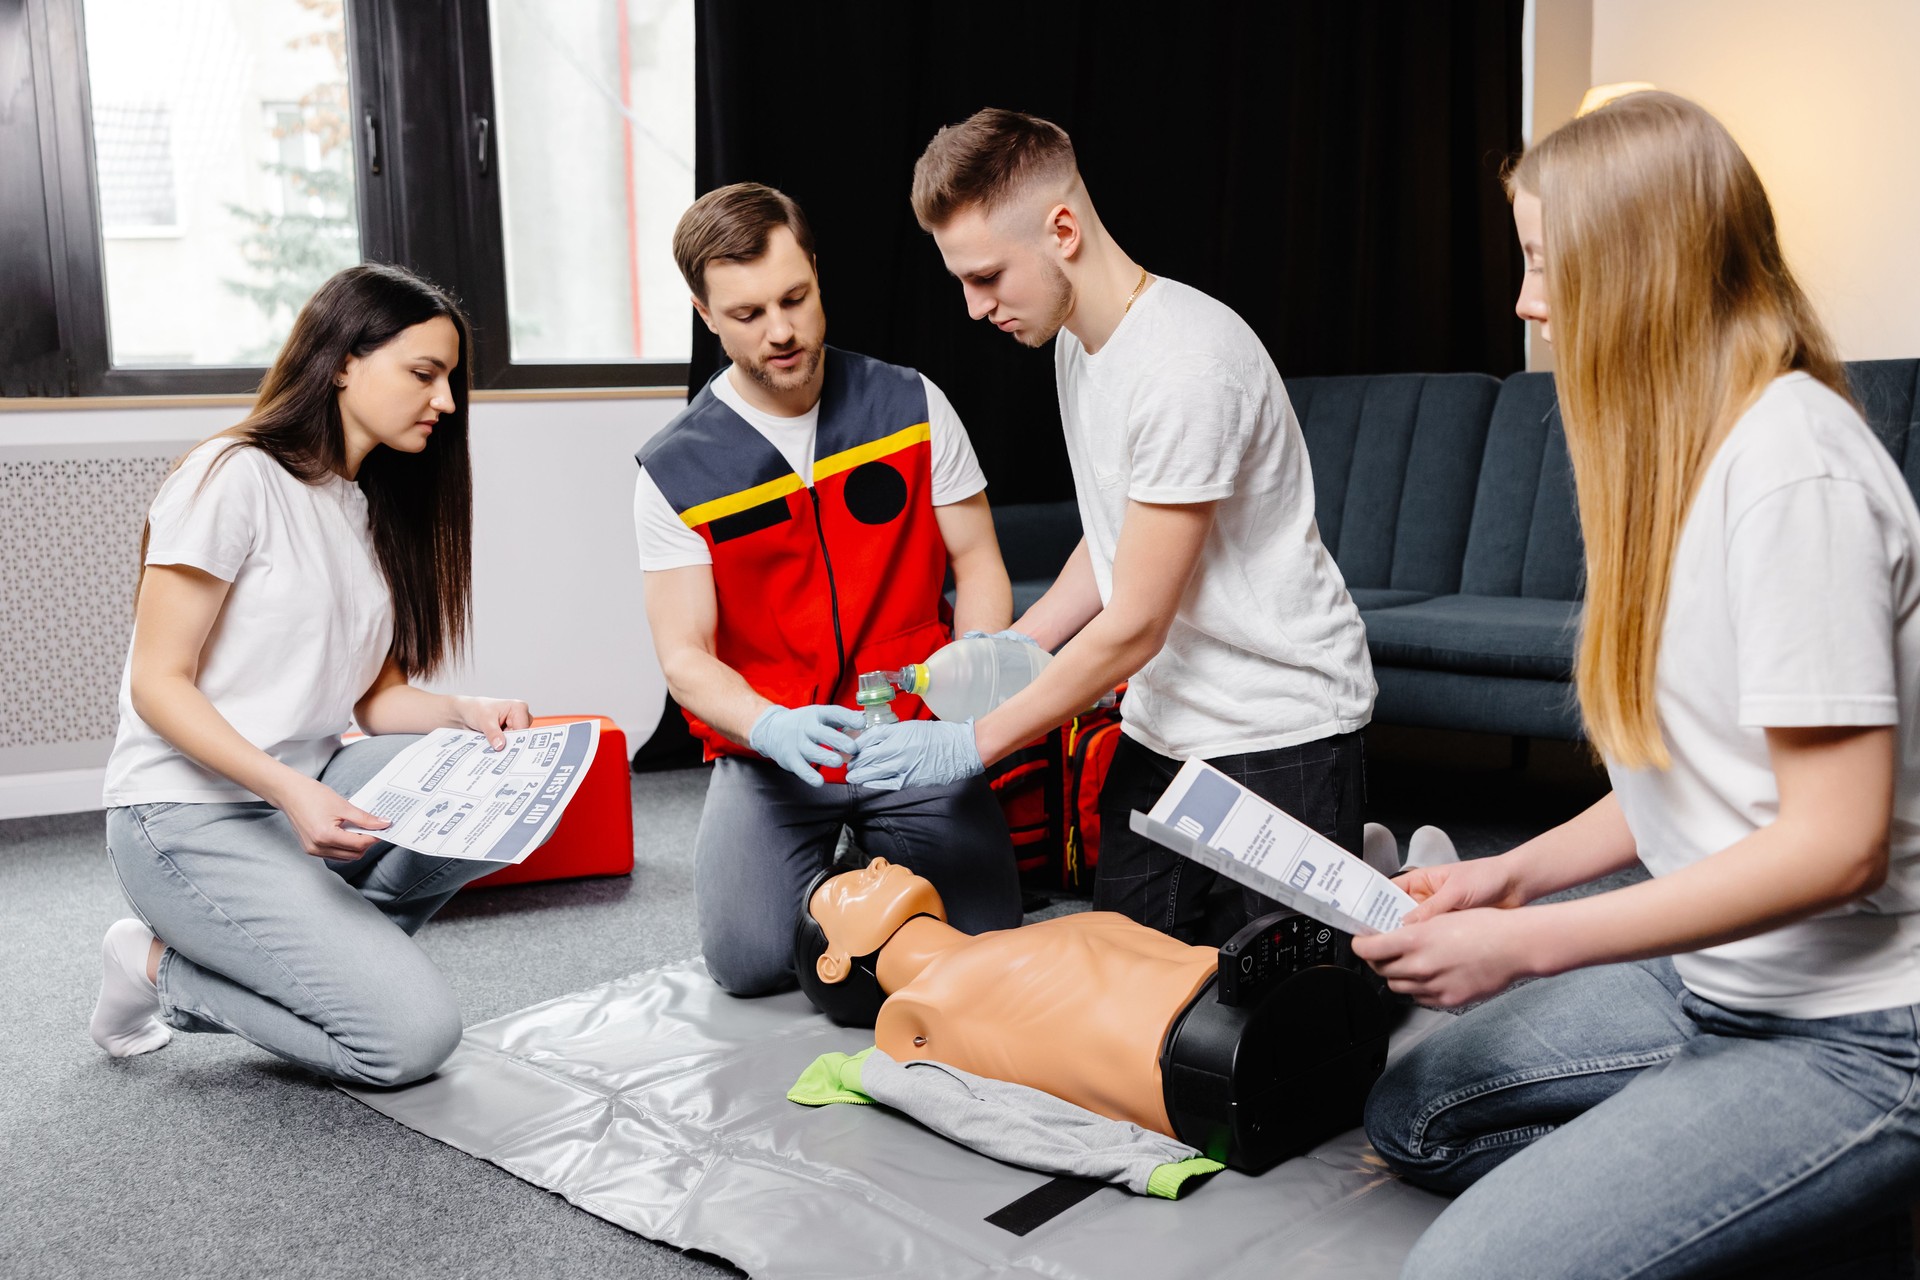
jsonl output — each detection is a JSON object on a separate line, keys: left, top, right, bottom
{"left": 10, "top": 0, "right": 690, "bottom": 398}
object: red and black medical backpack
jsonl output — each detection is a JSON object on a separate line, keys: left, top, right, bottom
{"left": 985, "top": 687, "right": 1127, "bottom": 893}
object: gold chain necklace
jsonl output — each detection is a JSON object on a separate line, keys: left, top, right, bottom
{"left": 1123, "top": 266, "right": 1151, "bottom": 315}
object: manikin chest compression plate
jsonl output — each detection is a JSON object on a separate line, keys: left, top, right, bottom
{"left": 340, "top": 959, "right": 1452, "bottom": 1280}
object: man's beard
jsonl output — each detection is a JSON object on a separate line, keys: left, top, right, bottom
{"left": 1015, "top": 260, "right": 1074, "bottom": 348}
{"left": 733, "top": 340, "right": 823, "bottom": 394}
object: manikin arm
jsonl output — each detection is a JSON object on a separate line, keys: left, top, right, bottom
{"left": 853, "top": 1050, "right": 1220, "bottom": 1199}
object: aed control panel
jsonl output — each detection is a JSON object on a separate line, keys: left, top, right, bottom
{"left": 1215, "top": 909, "right": 1356, "bottom": 1007}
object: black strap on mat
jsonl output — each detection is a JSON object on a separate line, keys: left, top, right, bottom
{"left": 984, "top": 1176, "right": 1105, "bottom": 1236}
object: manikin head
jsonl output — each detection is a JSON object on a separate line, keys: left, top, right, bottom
{"left": 912, "top": 109, "right": 1087, "bottom": 348}
{"left": 793, "top": 859, "right": 947, "bottom": 1027}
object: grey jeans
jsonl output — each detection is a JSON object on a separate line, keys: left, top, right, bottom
{"left": 105, "top": 735, "right": 507, "bottom": 1087}
{"left": 693, "top": 755, "right": 1022, "bottom": 995}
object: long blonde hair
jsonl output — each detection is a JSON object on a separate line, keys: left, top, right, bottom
{"left": 1509, "top": 92, "right": 1848, "bottom": 769}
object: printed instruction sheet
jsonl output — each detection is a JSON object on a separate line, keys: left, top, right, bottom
{"left": 346, "top": 721, "right": 601, "bottom": 863}
{"left": 1135, "top": 758, "right": 1416, "bottom": 935}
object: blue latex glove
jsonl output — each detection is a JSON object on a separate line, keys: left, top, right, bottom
{"left": 748, "top": 704, "right": 865, "bottom": 787}
{"left": 962, "top": 628, "right": 1042, "bottom": 648}
{"left": 845, "top": 719, "right": 984, "bottom": 792}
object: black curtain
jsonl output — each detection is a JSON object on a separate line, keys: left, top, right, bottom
{"left": 693, "top": 0, "right": 1525, "bottom": 505}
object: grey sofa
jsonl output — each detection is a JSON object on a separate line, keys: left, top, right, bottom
{"left": 994, "top": 358, "right": 1920, "bottom": 743}
{"left": 1292, "top": 370, "right": 1585, "bottom": 739}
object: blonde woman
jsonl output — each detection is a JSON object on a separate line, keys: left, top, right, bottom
{"left": 1352, "top": 93, "right": 1920, "bottom": 1276}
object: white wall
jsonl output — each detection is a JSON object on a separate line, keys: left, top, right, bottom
{"left": 1533, "top": 0, "right": 1920, "bottom": 365}
{"left": 0, "top": 394, "right": 678, "bottom": 819}
{"left": 417, "top": 396, "right": 676, "bottom": 741}
{"left": 1522, "top": 0, "right": 1592, "bottom": 371}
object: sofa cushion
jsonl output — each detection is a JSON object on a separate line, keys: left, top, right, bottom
{"left": 1292, "top": 372, "right": 1499, "bottom": 596}
{"left": 1348, "top": 587, "right": 1434, "bottom": 611}
{"left": 1372, "top": 666, "right": 1584, "bottom": 741}
{"left": 1459, "top": 372, "right": 1584, "bottom": 601}
{"left": 1361, "top": 593, "right": 1580, "bottom": 681}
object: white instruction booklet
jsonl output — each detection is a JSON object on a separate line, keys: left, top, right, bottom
{"left": 346, "top": 721, "right": 601, "bottom": 863}
{"left": 1133, "top": 757, "right": 1415, "bottom": 936}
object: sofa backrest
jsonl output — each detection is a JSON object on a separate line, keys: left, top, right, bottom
{"left": 1451, "top": 362, "right": 1920, "bottom": 605}
{"left": 989, "top": 498, "right": 1083, "bottom": 585}
{"left": 1002, "top": 360, "right": 1920, "bottom": 615}
{"left": 1848, "top": 359, "right": 1920, "bottom": 487}
{"left": 1458, "top": 371, "right": 1584, "bottom": 601}
{"left": 1289, "top": 372, "right": 1500, "bottom": 596}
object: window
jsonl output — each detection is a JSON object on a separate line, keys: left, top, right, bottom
{"left": 7, "top": 0, "right": 693, "bottom": 396}
{"left": 93, "top": 103, "right": 179, "bottom": 234}
{"left": 83, "top": 0, "right": 359, "bottom": 368}
{"left": 489, "top": 0, "right": 694, "bottom": 365}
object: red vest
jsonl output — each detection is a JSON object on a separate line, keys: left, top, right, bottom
{"left": 637, "top": 349, "right": 951, "bottom": 778}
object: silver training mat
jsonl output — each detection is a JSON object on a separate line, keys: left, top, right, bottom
{"left": 341, "top": 959, "right": 1451, "bottom": 1279}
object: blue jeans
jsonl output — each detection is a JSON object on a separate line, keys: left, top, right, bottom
{"left": 693, "top": 755, "right": 1021, "bottom": 995}
{"left": 105, "top": 735, "right": 511, "bottom": 1087}
{"left": 1366, "top": 957, "right": 1920, "bottom": 1279}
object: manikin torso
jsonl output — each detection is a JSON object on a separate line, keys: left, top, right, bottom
{"left": 872, "top": 914, "right": 1217, "bottom": 1136}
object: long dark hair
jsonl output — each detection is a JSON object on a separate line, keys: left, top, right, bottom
{"left": 145, "top": 263, "right": 474, "bottom": 678}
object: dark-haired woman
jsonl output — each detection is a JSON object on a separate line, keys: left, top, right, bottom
{"left": 90, "top": 263, "right": 530, "bottom": 1087}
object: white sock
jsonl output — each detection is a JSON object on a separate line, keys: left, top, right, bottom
{"left": 1361, "top": 822, "right": 1401, "bottom": 878}
{"left": 1405, "top": 826, "right": 1461, "bottom": 870}
{"left": 90, "top": 919, "right": 172, "bottom": 1058}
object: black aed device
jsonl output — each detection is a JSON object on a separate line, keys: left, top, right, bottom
{"left": 1160, "top": 909, "right": 1391, "bottom": 1174}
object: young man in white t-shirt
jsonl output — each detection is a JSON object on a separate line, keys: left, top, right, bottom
{"left": 848, "top": 111, "right": 1376, "bottom": 945}
{"left": 638, "top": 183, "right": 1021, "bottom": 996}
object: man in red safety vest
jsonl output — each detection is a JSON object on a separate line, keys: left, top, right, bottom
{"left": 636, "top": 183, "right": 1022, "bottom": 995}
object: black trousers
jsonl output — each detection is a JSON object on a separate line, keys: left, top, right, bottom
{"left": 1092, "top": 729, "right": 1367, "bottom": 945}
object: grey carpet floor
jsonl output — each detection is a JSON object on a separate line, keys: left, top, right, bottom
{"left": 2, "top": 732, "right": 1611, "bottom": 1280}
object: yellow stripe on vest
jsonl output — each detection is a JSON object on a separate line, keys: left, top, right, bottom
{"left": 679, "top": 473, "right": 806, "bottom": 530}
{"left": 814, "top": 421, "right": 932, "bottom": 483}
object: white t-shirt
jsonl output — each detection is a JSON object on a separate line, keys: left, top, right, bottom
{"left": 102, "top": 440, "right": 395, "bottom": 805}
{"left": 633, "top": 365, "right": 989, "bottom": 570}
{"left": 1610, "top": 372, "right": 1920, "bottom": 1019}
{"left": 1055, "top": 277, "right": 1375, "bottom": 758}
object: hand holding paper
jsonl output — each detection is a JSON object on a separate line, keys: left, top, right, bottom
{"left": 345, "top": 721, "right": 599, "bottom": 864}
{"left": 280, "top": 772, "right": 389, "bottom": 861}
{"left": 450, "top": 694, "right": 533, "bottom": 750}
{"left": 1396, "top": 854, "right": 1530, "bottom": 925}
{"left": 1348, "top": 906, "right": 1545, "bottom": 1007}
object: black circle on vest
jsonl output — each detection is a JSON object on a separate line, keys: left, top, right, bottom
{"left": 842, "top": 461, "right": 908, "bottom": 525}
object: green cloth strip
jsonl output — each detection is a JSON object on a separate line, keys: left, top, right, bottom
{"left": 786, "top": 1046, "right": 876, "bottom": 1107}
{"left": 1145, "top": 1156, "right": 1225, "bottom": 1200}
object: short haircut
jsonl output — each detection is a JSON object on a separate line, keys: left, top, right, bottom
{"left": 671, "top": 182, "right": 816, "bottom": 303}
{"left": 910, "top": 108, "right": 1077, "bottom": 230}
